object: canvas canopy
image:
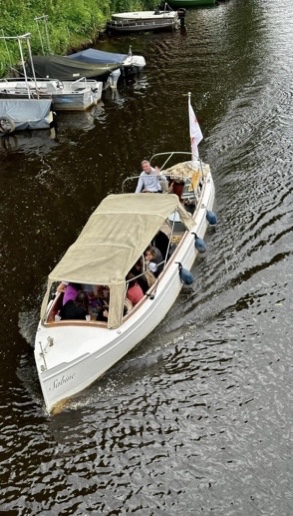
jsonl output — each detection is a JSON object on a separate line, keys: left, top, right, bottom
{"left": 27, "top": 55, "right": 121, "bottom": 81}
{"left": 0, "top": 98, "right": 52, "bottom": 130}
{"left": 41, "top": 193, "right": 195, "bottom": 328}
{"left": 68, "top": 48, "right": 128, "bottom": 65}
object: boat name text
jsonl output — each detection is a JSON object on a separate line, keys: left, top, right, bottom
{"left": 49, "top": 373, "right": 76, "bottom": 391}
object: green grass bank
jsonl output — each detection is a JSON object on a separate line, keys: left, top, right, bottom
{"left": 0, "top": 0, "right": 158, "bottom": 76}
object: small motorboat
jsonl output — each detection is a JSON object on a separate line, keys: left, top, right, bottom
{"left": 68, "top": 47, "right": 146, "bottom": 78}
{"left": 34, "top": 94, "right": 216, "bottom": 413}
{"left": 106, "top": 3, "right": 186, "bottom": 33}
{"left": 0, "top": 77, "right": 103, "bottom": 111}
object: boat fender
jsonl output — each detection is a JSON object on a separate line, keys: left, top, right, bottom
{"left": 206, "top": 210, "right": 217, "bottom": 226}
{"left": 0, "top": 115, "right": 16, "bottom": 135}
{"left": 176, "top": 262, "right": 194, "bottom": 285}
{"left": 192, "top": 232, "right": 207, "bottom": 254}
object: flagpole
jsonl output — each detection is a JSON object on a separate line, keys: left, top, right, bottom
{"left": 188, "top": 91, "right": 193, "bottom": 160}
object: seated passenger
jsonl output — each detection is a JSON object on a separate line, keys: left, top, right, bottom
{"left": 126, "top": 273, "right": 144, "bottom": 306}
{"left": 59, "top": 291, "right": 89, "bottom": 321}
{"left": 57, "top": 282, "right": 82, "bottom": 306}
{"left": 144, "top": 250, "right": 158, "bottom": 275}
{"left": 83, "top": 284, "right": 98, "bottom": 299}
{"left": 135, "top": 160, "right": 166, "bottom": 193}
{"left": 95, "top": 286, "right": 109, "bottom": 322}
{"left": 131, "top": 257, "right": 154, "bottom": 294}
{"left": 144, "top": 245, "right": 164, "bottom": 276}
{"left": 168, "top": 177, "right": 185, "bottom": 201}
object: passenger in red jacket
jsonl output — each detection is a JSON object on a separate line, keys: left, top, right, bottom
{"left": 126, "top": 273, "right": 144, "bottom": 306}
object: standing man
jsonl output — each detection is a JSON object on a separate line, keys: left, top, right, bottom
{"left": 135, "top": 160, "right": 165, "bottom": 193}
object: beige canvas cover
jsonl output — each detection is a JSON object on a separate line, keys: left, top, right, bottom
{"left": 41, "top": 193, "right": 195, "bottom": 328}
{"left": 164, "top": 161, "right": 211, "bottom": 190}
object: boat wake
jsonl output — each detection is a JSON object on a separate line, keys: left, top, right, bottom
{"left": 18, "top": 309, "right": 39, "bottom": 348}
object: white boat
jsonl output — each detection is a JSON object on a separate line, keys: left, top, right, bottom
{"left": 106, "top": 3, "right": 186, "bottom": 32}
{"left": 0, "top": 77, "right": 103, "bottom": 111}
{"left": 34, "top": 96, "right": 216, "bottom": 414}
{"left": 106, "top": 17, "right": 179, "bottom": 33}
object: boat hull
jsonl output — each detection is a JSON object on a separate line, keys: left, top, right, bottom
{"left": 106, "top": 19, "right": 179, "bottom": 33}
{"left": 0, "top": 79, "right": 103, "bottom": 111}
{"left": 34, "top": 169, "right": 215, "bottom": 413}
{"left": 51, "top": 90, "right": 100, "bottom": 111}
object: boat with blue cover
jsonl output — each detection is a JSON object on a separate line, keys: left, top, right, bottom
{"left": 68, "top": 48, "right": 146, "bottom": 78}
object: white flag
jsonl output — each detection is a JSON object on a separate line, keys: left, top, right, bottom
{"left": 188, "top": 96, "right": 203, "bottom": 160}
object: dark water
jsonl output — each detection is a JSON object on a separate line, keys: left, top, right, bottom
{"left": 1, "top": 0, "right": 293, "bottom": 513}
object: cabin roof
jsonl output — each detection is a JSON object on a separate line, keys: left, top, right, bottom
{"left": 48, "top": 193, "right": 194, "bottom": 286}
{"left": 41, "top": 193, "right": 194, "bottom": 328}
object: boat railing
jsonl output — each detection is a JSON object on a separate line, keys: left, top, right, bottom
{"left": 0, "top": 32, "right": 40, "bottom": 99}
{"left": 162, "top": 2, "right": 175, "bottom": 14}
{"left": 72, "top": 77, "right": 87, "bottom": 85}
{"left": 149, "top": 151, "right": 192, "bottom": 170}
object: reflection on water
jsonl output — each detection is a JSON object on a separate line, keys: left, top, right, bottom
{"left": 55, "top": 102, "right": 106, "bottom": 133}
{"left": 0, "top": 127, "right": 58, "bottom": 156}
{"left": 1, "top": 0, "right": 293, "bottom": 513}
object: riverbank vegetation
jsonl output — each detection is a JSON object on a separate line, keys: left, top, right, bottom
{"left": 0, "top": 0, "right": 158, "bottom": 76}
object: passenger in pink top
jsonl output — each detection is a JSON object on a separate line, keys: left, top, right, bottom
{"left": 126, "top": 274, "right": 144, "bottom": 306}
{"left": 57, "top": 282, "right": 81, "bottom": 305}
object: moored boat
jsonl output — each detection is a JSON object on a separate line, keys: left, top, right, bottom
{"left": 68, "top": 48, "right": 146, "bottom": 77}
{"left": 34, "top": 94, "right": 216, "bottom": 413}
{"left": 106, "top": 3, "right": 186, "bottom": 33}
{"left": 0, "top": 77, "right": 103, "bottom": 111}
{"left": 106, "top": 17, "right": 179, "bottom": 33}
{"left": 26, "top": 54, "right": 122, "bottom": 89}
